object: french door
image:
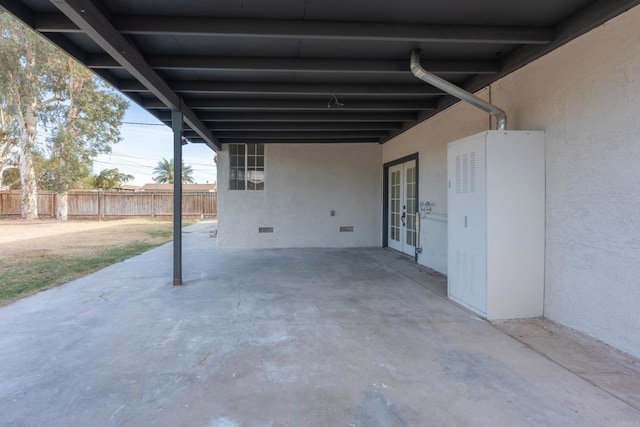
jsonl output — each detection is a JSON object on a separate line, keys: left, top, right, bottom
{"left": 388, "top": 159, "right": 417, "bottom": 256}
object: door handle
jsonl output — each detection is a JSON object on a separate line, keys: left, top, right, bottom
{"left": 401, "top": 210, "right": 406, "bottom": 227}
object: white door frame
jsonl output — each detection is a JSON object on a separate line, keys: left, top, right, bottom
{"left": 384, "top": 154, "right": 419, "bottom": 259}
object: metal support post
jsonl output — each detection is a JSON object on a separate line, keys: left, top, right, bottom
{"left": 172, "top": 107, "right": 183, "bottom": 286}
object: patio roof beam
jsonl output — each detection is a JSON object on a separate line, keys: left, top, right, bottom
{"left": 463, "top": 0, "right": 640, "bottom": 97}
{"left": 121, "top": 80, "right": 444, "bottom": 96}
{"left": 0, "top": 0, "right": 34, "bottom": 26}
{"left": 0, "top": 1, "right": 126, "bottom": 92}
{"left": 86, "top": 54, "right": 500, "bottom": 75}
{"left": 48, "top": 0, "right": 220, "bottom": 151}
{"left": 35, "top": 13, "right": 554, "bottom": 45}
{"left": 159, "top": 111, "right": 416, "bottom": 122}
{"left": 185, "top": 130, "right": 389, "bottom": 139}
{"left": 217, "top": 137, "right": 381, "bottom": 144}
{"left": 382, "top": 0, "right": 640, "bottom": 143}
{"left": 175, "top": 122, "right": 403, "bottom": 131}
{"left": 142, "top": 98, "right": 436, "bottom": 111}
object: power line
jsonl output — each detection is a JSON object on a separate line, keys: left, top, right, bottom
{"left": 121, "top": 121, "right": 165, "bottom": 126}
{"left": 106, "top": 151, "right": 216, "bottom": 168}
{"left": 92, "top": 159, "right": 155, "bottom": 171}
{"left": 93, "top": 159, "right": 215, "bottom": 174}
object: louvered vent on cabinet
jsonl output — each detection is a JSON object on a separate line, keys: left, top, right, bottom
{"left": 455, "top": 152, "right": 477, "bottom": 194}
{"left": 455, "top": 249, "right": 479, "bottom": 298}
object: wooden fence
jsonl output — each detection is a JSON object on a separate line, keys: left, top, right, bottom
{"left": 0, "top": 190, "right": 217, "bottom": 219}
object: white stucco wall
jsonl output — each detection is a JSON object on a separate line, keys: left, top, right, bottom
{"left": 383, "top": 6, "right": 640, "bottom": 357}
{"left": 217, "top": 143, "right": 382, "bottom": 248}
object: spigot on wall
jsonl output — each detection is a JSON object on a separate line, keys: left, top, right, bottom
{"left": 420, "top": 201, "right": 435, "bottom": 217}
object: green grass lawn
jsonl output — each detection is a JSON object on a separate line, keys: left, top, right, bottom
{"left": 0, "top": 219, "right": 198, "bottom": 306}
{"left": 0, "top": 242, "right": 161, "bottom": 305}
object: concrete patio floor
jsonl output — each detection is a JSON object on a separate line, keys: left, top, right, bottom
{"left": 1, "top": 222, "right": 639, "bottom": 426}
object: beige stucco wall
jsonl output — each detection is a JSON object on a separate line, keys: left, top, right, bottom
{"left": 217, "top": 143, "right": 382, "bottom": 248}
{"left": 382, "top": 89, "right": 491, "bottom": 274}
{"left": 383, "top": 6, "right": 640, "bottom": 357}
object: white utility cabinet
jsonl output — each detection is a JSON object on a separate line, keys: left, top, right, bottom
{"left": 447, "top": 131, "right": 545, "bottom": 320}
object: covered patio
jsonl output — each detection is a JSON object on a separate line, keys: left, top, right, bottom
{"left": 1, "top": 223, "right": 638, "bottom": 425}
{"left": 3, "top": 0, "right": 640, "bottom": 360}
{"left": 2, "top": 1, "right": 640, "bottom": 423}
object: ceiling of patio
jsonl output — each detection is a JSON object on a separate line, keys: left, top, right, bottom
{"left": 2, "top": 0, "right": 639, "bottom": 150}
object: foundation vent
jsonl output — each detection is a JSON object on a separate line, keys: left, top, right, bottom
{"left": 340, "top": 226, "right": 354, "bottom": 232}
{"left": 258, "top": 227, "right": 274, "bottom": 233}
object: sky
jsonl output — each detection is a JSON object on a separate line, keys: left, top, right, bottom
{"left": 93, "top": 103, "right": 218, "bottom": 186}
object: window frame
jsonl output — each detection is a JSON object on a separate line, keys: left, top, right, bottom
{"left": 228, "top": 143, "right": 265, "bottom": 191}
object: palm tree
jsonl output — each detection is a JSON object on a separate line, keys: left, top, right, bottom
{"left": 152, "top": 158, "right": 195, "bottom": 184}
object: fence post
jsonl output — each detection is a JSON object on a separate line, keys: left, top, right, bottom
{"left": 151, "top": 193, "right": 155, "bottom": 218}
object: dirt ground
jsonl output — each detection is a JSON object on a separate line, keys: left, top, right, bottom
{"left": 0, "top": 218, "right": 176, "bottom": 263}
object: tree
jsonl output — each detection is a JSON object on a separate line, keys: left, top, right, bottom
{"left": 0, "top": 12, "right": 128, "bottom": 220}
{"left": 0, "top": 105, "right": 19, "bottom": 189}
{"left": 39, "top": 58, "right": 128, "bottom": 219}
{"left": 93, "top": 168, "right": 134, "bottom": 190}
{"left": 153, "top": 158, "right": 195, "bottom": 184}
{"left": 1, "top": 167, "right": 20, "bottom": 190}
{"left": 0, "top": 11, "right": 57, "bottom": 218}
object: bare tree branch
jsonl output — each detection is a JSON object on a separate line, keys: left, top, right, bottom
{"left": 37, "top": 96, "right": 66, "bottom": 108}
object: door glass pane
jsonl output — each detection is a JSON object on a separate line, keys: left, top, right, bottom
{"left": 390, "top": 170, "right": 401, "bottom": 242}
{"left": 405, "top": 166, "right": 416, "bottom": 247}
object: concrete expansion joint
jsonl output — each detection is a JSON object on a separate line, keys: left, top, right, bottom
{"left": 494, "top": 319, "right": 640, "bottom": 412}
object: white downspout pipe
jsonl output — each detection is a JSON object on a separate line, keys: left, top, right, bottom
{"left": 410, "top": 49, "right": 507, "bottom": 130}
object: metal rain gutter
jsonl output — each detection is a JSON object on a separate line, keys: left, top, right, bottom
{"left": 410, "top": 49, "right": 507, "bottom": 130}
